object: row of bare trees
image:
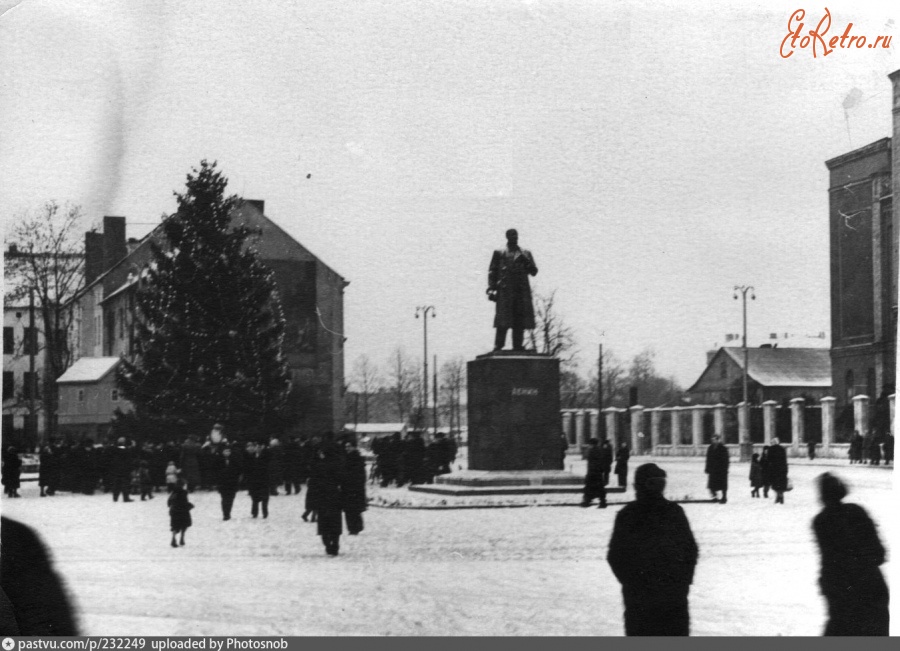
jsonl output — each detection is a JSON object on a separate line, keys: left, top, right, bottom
{"left": 346, "top": 349, "right": 466, "bottom": 431}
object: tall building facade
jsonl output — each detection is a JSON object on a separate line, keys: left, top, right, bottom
{"left": 825, "top": 70, "right": 900, "bottom": 411}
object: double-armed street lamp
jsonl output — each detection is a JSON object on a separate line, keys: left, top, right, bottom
{"left": 734, "top": 285, "right": 755, "bottom": 461}
{"left": 415, "top": 306, "right": 436, "bottom": 434}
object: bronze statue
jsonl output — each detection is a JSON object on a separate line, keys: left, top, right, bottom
{"left": 487, "top": 228, "right": 538, "bottom": 351}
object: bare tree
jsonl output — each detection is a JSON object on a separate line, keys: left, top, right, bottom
{"left": 350, "top": 354, "right": 382, "bottom": 423}
{"left": 625, "top": 347, "right": 684, "bottom": 407}
{"left": 600, "top": 347, "right": 628, "bottom": 407}
{"left": 529, "top": 290, "right": 577, "bottom": 363}
{"left": 4, "top": 202, "right": 86, "bottom": 440}
{"left": 387, "top": 347, "right": 417, "bottom": 425}
{"left": 439, "top": 356, "right": 466, "bottom": 436}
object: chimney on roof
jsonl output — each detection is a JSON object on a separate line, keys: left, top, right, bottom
{"left": 85, "top": 231, "right": 104, "bottom": 285}
{"left": 103, "top": 216, "right": 127, "bottom": 272}
{"left": 244, "top": 199, "right": 265, "bottom": 214}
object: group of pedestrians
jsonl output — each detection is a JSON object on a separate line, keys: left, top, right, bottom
{"left": 847, "top": 431, "right": 894, "bottom": 465}
{"left": 370, "top": 431, "right": 457, "bottom": 487}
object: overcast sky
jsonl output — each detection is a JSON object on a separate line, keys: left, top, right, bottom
{"left": 1, "top": 0, "right": 897, "bottom": 388}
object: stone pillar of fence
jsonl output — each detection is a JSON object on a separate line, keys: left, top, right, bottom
{"left": 691, "top": 406, "right": 704, "bottom": 455}
{"left": 852, "top": 395, "right": 870, "bottom": 437}
{"left": 762, "top": 400, "right": 777, "bottom": 445}
{"left": 713, "top": 403, "right": 725, "bottom": 439}
{"left": 790, "top": 398, "right": 805, "bottom": 456}
{"left": 630, "top": 405, "right": 644, "bottom": 455}
{"left": 671, "top": 407, "right": 683, "bottom": 447}
{"left": 650, "top": 408, "right": 661, "bottom": 451}
{"left": 890, "top": 394, "right": 896, "bottom": 437}
{"left": 603, "top": 408, "right": 619, "bottom": 447}
{"left": 820, "top": 397, "right": 835, "bottom": 457}
{"left": 574, "top": 410, "right": 586, "bottom": 449}
{"left": 589, "top": 409, "right": 600, "bottom": 441}
{"left": 561, "top": 411, "right": 573, "bottom": 445}
{"left": 738, "top": 402, "right": 749, "bottom": 452}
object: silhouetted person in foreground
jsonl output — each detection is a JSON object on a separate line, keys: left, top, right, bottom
{"left": 0, "top": 516, "right": 78, "bottom": 635}
{"left": 812, "top": 473, "right": 889, "bottom": 636}
{"left": 607, "top": 463, "right": 699, "bottom": 636}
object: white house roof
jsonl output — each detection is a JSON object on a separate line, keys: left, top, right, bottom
{"left": 57, "top": 357, "right": 121, "bottom": 384}
{"left": 722, "top": 347, "right": 832, "bottom": 387}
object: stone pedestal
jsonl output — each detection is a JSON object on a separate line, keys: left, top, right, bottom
{"left": 467, "top": 351, "right": 562, "bottom": 471}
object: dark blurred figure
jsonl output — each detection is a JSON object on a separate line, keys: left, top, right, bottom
{"left": 849, "top": 431, "right": 863, "bottom": 464}
{"left": 180, "top": 436, "right": 202, "bottom": 492}
{"left": 0, "top": 516, "right": 78, "bottom": 635}
{"left": 767, "top": 437, "right": 789, "bottom": 504}
{"left": 215, "top": 446, "right": 242, "bottom": 521}
{"left": 704, "top": 435, "right": 729, "bottom": 504}
{"left": 268, "top": 437, "right": 284, "bottom": 496}
{"left": 400, "top": 432, "right": 426, "bottom": 485}
{"left": 167, "top": 479, "right": 193, "bottom": 547}
{"left": 315, "top": 434, "right": 346, "bottom": 556}
{"left": 759, "top": 445, "right": 772, "bottom": 497}
{"left": 883, "top": 433, "right": 894, "bottom": 466}
{"left": 39, "top": 441, "right": 60, "bottom": 497}
{"left": 614, "top": 442, "right": 630, "bottom": 488}
{"left": 282, "top": 437, "right": 303, "bottom": 495}
{"left": 108, "top": 437, "right": 134, "bottom": 502}
{"left": 559, "top": 433, "right": 569, "bottom": 468}
{"left": 342, "top": 439, "right": 368, "bottom": 535}
{"left": 2, "top": 446, "right": 22, "bottom": 498}
{"left": 812, "top": 473, "right": 889, "bottom": 636}
{"left": 607, "top": 463, "right": 699, "bottom": 636}
{"left": 244, "top": 441, "right": 270, "bottom": 519}
{"left": 807, "top": 439, "right": 817, "bottom": 460}
{"left": 581, "top": 438, "right": 607, "bottom": 508}
{"left": 598, "top": 439, "right": 613, "bottom": 487}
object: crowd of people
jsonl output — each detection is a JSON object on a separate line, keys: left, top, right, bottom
{"left": 370, "top": 431, "right": 457, "bottom": 487}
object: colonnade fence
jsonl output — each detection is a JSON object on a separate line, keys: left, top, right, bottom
{"left": 560, "top": 394, "right": 894, "bottom": 459}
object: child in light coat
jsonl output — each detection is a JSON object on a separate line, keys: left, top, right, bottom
{"left": 165, "top": 462, "right": 179, "bottom": 493}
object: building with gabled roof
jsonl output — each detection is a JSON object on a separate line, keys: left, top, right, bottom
{"left": 58, "top": 200, "right": 348, "bottom": 441}
{"left": 687, "top": 346, "right": 832, "bottom": 405}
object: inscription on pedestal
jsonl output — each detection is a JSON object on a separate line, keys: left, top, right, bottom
{"left": 467, "top": 353, "right": 561, "bottom": 471}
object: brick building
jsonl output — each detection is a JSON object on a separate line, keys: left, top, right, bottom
{"left": 57, "top": 200, "right": 347, "bottom": 441}
{"left": 825, "top": 69, "right": 900, "bottom": 410}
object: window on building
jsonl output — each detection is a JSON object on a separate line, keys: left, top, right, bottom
{"left": 3, "top": 327, "right": 13, "bottom": 354}
{"left": 2, "top": 372, "right": 13, "bottom": 400}
{"left": 845, "top": 369, "right": 855, "bottom": 403}
{"left": 111, "top": 388, "right": 119, "bottom": 402}
{"left": 720, "top": 361, "right": 727, "bottom": 379}
{"left": 22, "top": 372, "right": 39, "bottom": 400}
{"left": 22, "top": 327, "right": 37, "bottom": 355}
{"left": 78, "top": 388, "right": 85, "bottom": 402}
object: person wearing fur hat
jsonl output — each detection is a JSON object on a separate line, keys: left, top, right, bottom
{"left": 812, "top": 473, "right": 889, "bottom": 636}
{"left": 607, "top": 463, "right": 699, "bottom": 636}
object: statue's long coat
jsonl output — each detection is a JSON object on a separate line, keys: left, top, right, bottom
{"left": 488, "top": 247, "right": 538, "bottom": 329}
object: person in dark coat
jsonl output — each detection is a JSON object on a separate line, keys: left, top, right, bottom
{"left": 759, "top": 445, "right": 772, "bottom": 497}
{"left": 883, "top": 434, "right": 894, "bottom": 466}
{"left": 400, "top": 432, "right": 426, "bottom": 485}
{"left": 614, "top": 442, "right": 630, "bottom": 488}
{"left": 767, "top": 437, "right": 789, "bottom": 504}
{"left": 849, "top": 431, "right": 863, "bottom": 464}
{"left": 302, "top": 436, "right": 321, "bottom": 522}
{"left": 582, "top": 438, "right": 607, "bottom": 508}
{"left": 315, "top": 435, "right": 346, "bottom": 556}
{"left": 167, "top": 479, "right": 193, "bottom": 547}
{"left": 704, "top": 435, "right": 730, "bottom": 504}
{"left": 0, "top": 516, "right": 78, "bottom": 635}
{"left": 243, "top": 441, "right": 270, "bottom": 519}
{"left": 180, "top": 436, "right": 202, "bottom": 492}
{"left": 607, "top": 463, "right": 699, "bottom": 636}
{"left": 807, "top": 439, "right": 817, "bottom": 460}
{"left": 868, "top": 436, "right": 882, "bottom": 466}
{"left": 215, "top": 446, "right": 242, "bottom": 521}
{"left": 38, "top": 442, "right": 60, "bottom": 497}
{"left": 3, "top": 446, "right": 22, "bottom": 498}
{"left": 598, "top": 439, "right": 614, "bottom": 487}
{"left": 749, "top": 453, "right": 763, "bottom": 498}
{"left": 108, "top": 437, "right": 134, "bottom": 502}
{"left": 282, "top": 437, "right": 303, "bottom": 495}
{"left": 342, "top": 439, "right": 368, "bottom": 535}
{"left": 812, "top": 473, "right": 889, "bottom": 636}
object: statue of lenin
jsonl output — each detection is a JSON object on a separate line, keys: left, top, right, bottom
{"left": 487, "top": 228, "right": 538, "bottom": 351}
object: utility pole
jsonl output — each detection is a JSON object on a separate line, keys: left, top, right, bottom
{"left": 415, "top": 306, "right": 435, "bottom": 431}
{"left": 734, "top": 285, "right": 755, "bottom": 461}
{"left": 28, "top": 288, "right": 37, "bottom": 446}
{"left": 433, "top": 354, "right": 438, "bottom": 436}
{"left": 598, "top": 344, "right": 605, "bottom": 440}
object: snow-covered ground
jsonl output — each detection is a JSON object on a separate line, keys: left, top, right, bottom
{"left": 2, "top": 456, "right": 894, "bottom": 636}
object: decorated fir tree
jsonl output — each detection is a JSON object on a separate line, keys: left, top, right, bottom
{"left": 118, "top": 161, "right": 291, "bottom": 435}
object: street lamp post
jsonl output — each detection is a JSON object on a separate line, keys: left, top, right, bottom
{"left": 734, "top": 285, "right": 755, "bottom": 461}
{"left": 415, "top": 306, "right": 436, "bottom": 433}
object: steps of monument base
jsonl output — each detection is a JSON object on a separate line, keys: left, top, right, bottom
{"left": 409, "top": 482, "right": 628, "bottom": 496}
{"left": 408, "top": 471, "right": 628, "bottom": 496}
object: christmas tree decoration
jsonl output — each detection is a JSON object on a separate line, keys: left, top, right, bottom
{"left": 117, "top": 161, "right": 291, "bottom": 437}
